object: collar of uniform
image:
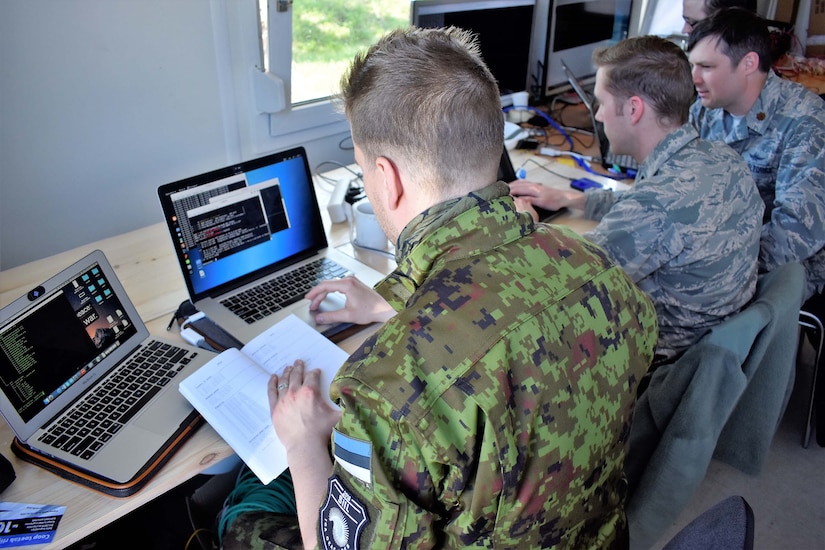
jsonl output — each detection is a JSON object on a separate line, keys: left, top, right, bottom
{"left": 711, "top": 71, "right": 777, "bottom": 141}
{"left": 393, "top": 181, "right": 511, "bottom": 260}
{"left": 375, "top": 181, "right": 528, "bottom": 309}
{"left": 742, "top": 70, "right": 781, "bottom": 135}
{"left": 690, "top": 71, "right": 777, "bottom": 143}
{"left": 636, "top": 123, "right": 699, "bottom": 182}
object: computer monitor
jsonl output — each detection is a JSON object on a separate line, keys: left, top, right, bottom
{"left": 530, "top": 0, "right": 633, "bottom": 97}
{"left": 411, "top": 0, "right": 536, "bottom": 106}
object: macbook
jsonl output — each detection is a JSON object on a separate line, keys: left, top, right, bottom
{"left": 157, "top": 147, "right": 386, "bottom": 344}
{"left": 0, "top": 249, "right": 215, "bottom": 496}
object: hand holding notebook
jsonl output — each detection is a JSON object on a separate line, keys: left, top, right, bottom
{"left": 178, "top": 314, "right": 347, "bottom": 484}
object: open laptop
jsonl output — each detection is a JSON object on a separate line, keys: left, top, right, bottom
{"left": 157, "top": 146, "right": 386, "bottom": 345}
{"left": 560, "top": 60, "right": 639, "bottom": 175}
{"left": 0, "top": 250, "right": 216, "bottom": 496}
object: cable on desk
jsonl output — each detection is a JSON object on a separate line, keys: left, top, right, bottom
{"left": 525, "top": 126, "right": 548, "bottom": 144}
{"left": 567, "top": 154, "right": 620, "bottom": 179}
{"left": 503, "top": 105, "right": 575, "bottom": 151}
{"left": 515, "top": 158, "right": 576, "bottom": 181}
{"left": 548, "top": 95, "right": 567, "bottom": 113}
{"left": 339, "top": 134, "right": 354, "bottom": 151}
{"left": 351, "top": 237, "right": 395, "bottom": 260}
{"left": 514, "top": 157, "right": 620, "bottom": 182}
{"left": 560, "top": 126, "right": 598, "bottom": 151}
{"left": 543, "top": 132, "right": 575, "bottom": 150}
{"left": 524, "top": 148, "right": 626, "bottom": 181}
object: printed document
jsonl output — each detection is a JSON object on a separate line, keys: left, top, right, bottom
{"left": 179, "top": 315, "right": 347, "bottom": 484}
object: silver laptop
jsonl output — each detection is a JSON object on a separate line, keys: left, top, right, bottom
{"left": 0, "top": 250, "right": 216, "bottom": 495}
{"left": 157, "top": 146, "right": 386, "bottom": 344}
{"left": 560, "top": 59, "right": 639, "bottom": 174}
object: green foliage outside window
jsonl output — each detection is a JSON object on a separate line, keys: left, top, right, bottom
{"left": 292, "top": 0, "right": 409, "bottom": 102}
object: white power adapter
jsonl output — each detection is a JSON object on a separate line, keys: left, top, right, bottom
{"left": 180, "top": 327, "right": 205, "bottom": 348}
{"left": 327, "top": 178, "right": 352, "bottom": 223}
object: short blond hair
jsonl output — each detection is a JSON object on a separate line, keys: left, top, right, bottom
{"left": 340, "top": 27, "right": 504, "bottom": 196}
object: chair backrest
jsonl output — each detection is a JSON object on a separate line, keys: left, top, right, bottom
{"left": 625, "top": 263, "right": 805, "bottom": 549}
{"left": 662, "top": 496, "right": 755, "bottom": 550}
{"left": 714, "top": 262, "right": 806, "bottom": 471}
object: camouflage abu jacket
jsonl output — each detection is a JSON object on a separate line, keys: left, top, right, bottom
{"left": 690, "top": 70, "right": 825, "bottom": 300}
{"left": 582, "top": 123, "right": 764, "bottom": 360}
{"left": 321, "top": 181, "right": 657, "bottom": 550}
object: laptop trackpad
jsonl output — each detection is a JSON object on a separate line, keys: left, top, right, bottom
{"left": 134, "top": 393, "right": 192, "bottom": 435}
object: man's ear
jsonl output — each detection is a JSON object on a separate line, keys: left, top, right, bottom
{"left": 740, "top": 51, "right": 760, "bottom": 75}
{"left": 628, "top": 96, "right": 645, "bottom": 125}
{"left": 376, "top": 156, "right": 404, "bottom": 211}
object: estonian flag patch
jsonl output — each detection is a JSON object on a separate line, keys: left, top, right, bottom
{"left": 333, "top": 429, "right": 372, "bottom": 485}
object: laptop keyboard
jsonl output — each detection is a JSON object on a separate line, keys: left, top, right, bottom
{"left": 221, "top": 258, "right": 350, "bottom": 324}
{"left": 603, "top": 151, "right": 639, "bottom": 173}
{"left": 38, "top": 340, "right": 198, "bottom": 461}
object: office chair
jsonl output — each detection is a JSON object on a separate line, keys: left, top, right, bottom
{"left": 661, "top": 495, "right": 755, "bottom": 550}
{"left": 799, "top": 308, "right": 824, "bottom": 448}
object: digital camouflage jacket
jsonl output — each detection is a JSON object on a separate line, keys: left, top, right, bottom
{"left": 322, "top": 182, "right": 657, "bottom": 550}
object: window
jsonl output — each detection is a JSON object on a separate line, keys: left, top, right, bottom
{"left": 646, "top": 0, "right": 684, "bottom": 37}
{"left": 634, "top": 0, "right": 685, "bottom": 38}
{"left": 260, "top": 0, "right": 409, "bottom": 108}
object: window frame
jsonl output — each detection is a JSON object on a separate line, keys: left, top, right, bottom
{"left": 258, "top": 0, "right": 348, "bottom": 143}
{"left": 224, "top": 0, "right": 349, "bottom": 156}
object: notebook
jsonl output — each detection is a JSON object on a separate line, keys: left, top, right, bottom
{"left": 560, "top": 60, "right": 640, "bottom": 175}
{"left": 0, "top": 249, "right": 216, "bottom": 496}
{"left": 157, "top": 146, "right": 386, "bottom": 345}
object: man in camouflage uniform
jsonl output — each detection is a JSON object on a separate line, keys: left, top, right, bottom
{"left": 511, "top": 36, "right": 764, "bottom": 363}
{"left": 687, "top": 9, "right": 825, "bottom": 303}
{"left": 224, "top": 27, "right": 657, "bottom": 550}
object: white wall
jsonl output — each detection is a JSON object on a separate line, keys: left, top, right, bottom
{"left": 0, "top": 0, "right": 353, "bottom": 271}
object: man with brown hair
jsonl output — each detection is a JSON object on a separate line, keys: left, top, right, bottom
{"left": 511, "top": 35, "right": 764, "bottom": 364}
{"left": 688, "top": 9, "right": 825, "bottom": 303}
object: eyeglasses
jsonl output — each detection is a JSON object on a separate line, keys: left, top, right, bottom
{"left": 683, "top": 17, "right": 699, "bottom": 31}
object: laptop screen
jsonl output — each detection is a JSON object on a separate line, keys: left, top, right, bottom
{"left": 561, "top": 59, "right": 594, "bottom": 113}
{"left": 157, "top": 147, "right": 328, "bottom": 302}
{"left": 0, "top": 253, "right": 144, "bottom": 439}
{"left": 498, "top": 146, "right": 517, "bottom": 183}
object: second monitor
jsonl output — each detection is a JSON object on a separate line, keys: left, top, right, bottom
{"left": 531, "top": 0, "right": 633, "bottom": 97}
{"left": 411, "top": 0, "right": 536, "bottom": 107}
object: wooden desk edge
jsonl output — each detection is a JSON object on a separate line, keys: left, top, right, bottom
{"left": 0, "top": 424, "right": 234, "bottom": 549}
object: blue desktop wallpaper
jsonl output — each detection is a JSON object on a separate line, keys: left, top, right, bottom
{"left": 186, "top": 155, "right": 322, "bottom": 298}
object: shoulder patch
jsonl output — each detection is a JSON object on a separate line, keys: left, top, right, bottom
{"left": 333, "top": 429, "right": 372, "bottom": 485}
{"left": 319, "top": 475, "right": 370, "bottom": 550}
